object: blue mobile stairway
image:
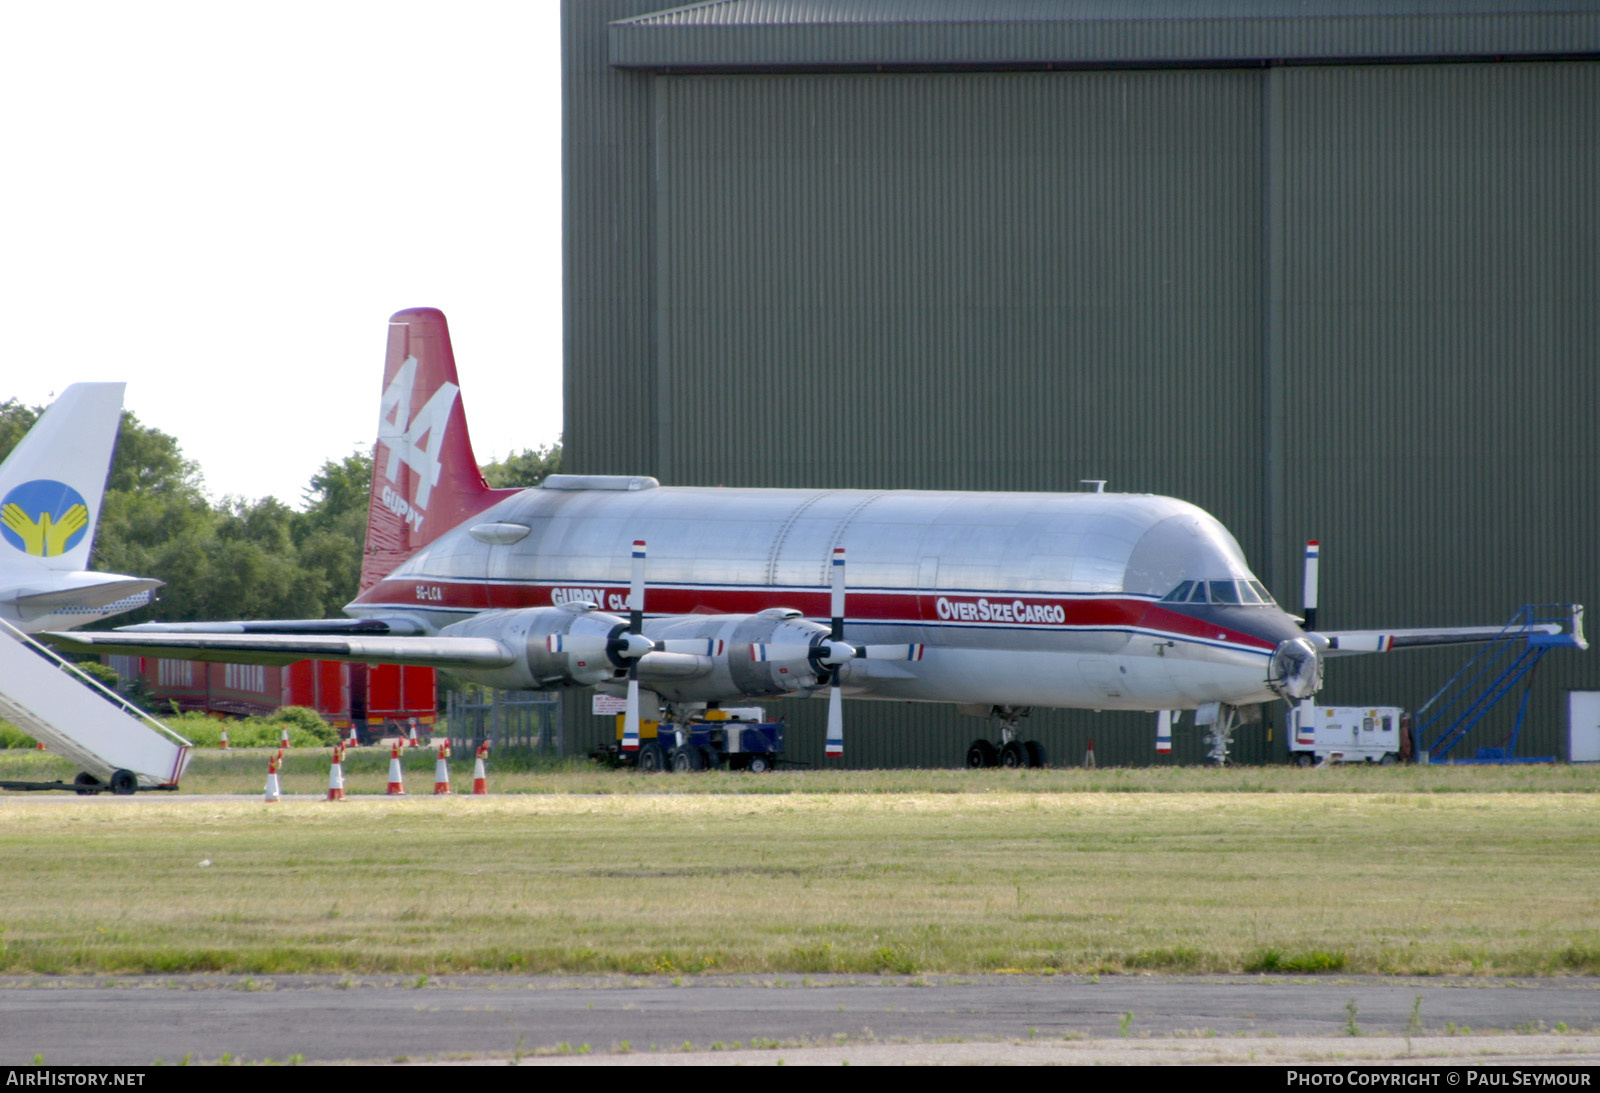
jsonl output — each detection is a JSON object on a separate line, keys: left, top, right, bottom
{"left": 1414, "top": 604, "right": 1586, "bottom": 764}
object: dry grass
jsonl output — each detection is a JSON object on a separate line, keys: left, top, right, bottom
{"left": 1, "top": 785, "right": 1597, "bottom": 977}
{"left": 8, "top": 745, "right": 1600, "bottom": 797}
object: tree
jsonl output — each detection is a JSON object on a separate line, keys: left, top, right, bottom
{"left": 295, "top": 452, "right": 373, "bottom": 612}
{"left": 481, "top": 440, "right": 561, "bottom": 488}
{"left": 0, "top": 399, "right": 40, "bottom": 459}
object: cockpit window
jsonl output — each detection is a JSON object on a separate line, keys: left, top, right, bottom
{"left": 1208, "top": 580, "right": 1240, "bottom": 604}
{"left": 1161, "top": 579, "right": 1277, "bottom": 606}
{"left": 1161, "top": 581, "right": 1194, "bottom": 603}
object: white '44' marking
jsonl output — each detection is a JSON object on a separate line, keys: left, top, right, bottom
{"left": 377, "top": 355, "right": 459, "bottom": 510}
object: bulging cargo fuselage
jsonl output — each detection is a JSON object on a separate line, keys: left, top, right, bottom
{"left": 350, "top": 476, "right": 1307, "bottom": 712}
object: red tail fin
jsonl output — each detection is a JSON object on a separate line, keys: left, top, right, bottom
{"left": 358, "top": 308, "right": 518, "bottom": 591}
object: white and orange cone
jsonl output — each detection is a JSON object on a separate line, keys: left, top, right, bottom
{"left": 327, "top": 744, "right": 346, "bottom": 801}
{"left": 407, "top": 719, "right": 421, "bottom": 749}
{"left": 35, "top": 739, "right": 45, "bottom": 751}
{"left": 386, "top": 743, "right": 405, "bottom": 795}
{"left": 1085, "top": 737, "right": 1096, "bottom": 769}
{"left": 219, "top": 726, "right": 230, "bottom": 750}
{"left": 471, "top": 742, "right": 490, "bottom": 795}
{"left": 264, "top": 754, "right": 282, "bottom": 803}
{"left": 346, "top": 725, "right": 360, "bottom": 749}
{"left": 432, "top": 744, "right": 451, "bottom": 795}
{"left": 279, "top": 726, "right": 291, "bottom": 750}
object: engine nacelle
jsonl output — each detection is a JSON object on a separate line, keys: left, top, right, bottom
{"left": 437, "top": 603, "right": 628, "bottom": 690}
{"left": 638, "top": 608, "right": 829, "bottom": 703}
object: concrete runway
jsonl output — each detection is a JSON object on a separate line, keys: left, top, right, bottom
{"left": 2, "top": 974, "right": 1599, "bottom": 1065}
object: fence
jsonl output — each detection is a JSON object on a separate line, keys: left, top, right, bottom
{"left": 444, "top": 689, "right": 563, "bottom": 754}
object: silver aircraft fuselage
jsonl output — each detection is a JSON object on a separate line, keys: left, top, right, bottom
{"left": 350, "top": 477, "right": 1306, "bottom": 712}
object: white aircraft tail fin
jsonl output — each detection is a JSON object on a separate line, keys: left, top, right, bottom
{"left": 0, "top": 383, "right": 125, "bottom": 573}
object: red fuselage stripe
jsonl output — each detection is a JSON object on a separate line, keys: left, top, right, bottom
{"left": 355, "top": 579, "right": 1278, "bottom": 652}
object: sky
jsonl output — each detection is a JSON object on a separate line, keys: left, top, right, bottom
{"left": 2, "top": 1, "right": 564, "bottom": 508}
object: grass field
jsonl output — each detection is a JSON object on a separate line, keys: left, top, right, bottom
{"left": 1, "top": 752, "right": 1597, "bottom": 978}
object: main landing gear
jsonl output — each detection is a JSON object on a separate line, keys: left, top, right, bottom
{"left": 965, "top": 706, "right": 1047, "bottom": 769}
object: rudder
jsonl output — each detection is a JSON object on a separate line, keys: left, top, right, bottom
{"left": 359, "top": 309, "right": 516, "bottom": 591}
{"left": 0, "top": 383, "right": 124, "bottom": 572}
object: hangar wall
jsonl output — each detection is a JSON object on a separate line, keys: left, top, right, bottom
{"left": 562, "top": 0, "right": 1599, "bottom": 766}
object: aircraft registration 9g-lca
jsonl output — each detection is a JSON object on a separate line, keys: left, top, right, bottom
{"left": 46, "top": 308, "right": 1586, "bottom": 766}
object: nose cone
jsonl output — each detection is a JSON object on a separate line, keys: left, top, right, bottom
{"left": 1269, "top": 636, "right": 1322, "bottom": 699}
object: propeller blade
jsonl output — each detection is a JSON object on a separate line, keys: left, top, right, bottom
{"left": 655, "top": 638, "right": 725, "bottom": 656}
{"left": 1303, "top": 540, "right": 1320, "bottom": 632}
{"left": 622, "top": 672, "right": 641, "bottom": 751}
{"left": 629, "top": 540, "right": 647, "bottom": 631}
{"left": 824, "top": 677, "right": 843, "bottom": 758}
{"left": 830, "top": 546, "right": 846, "bottom": 641}
{"left": 749, "top": 642, "right": 812, "bottom": 663}
{"left": 860, "top": 643, "right": 924, "bottom": 661}
{"left": 547, "top": 633, "right": 610, "bottom": 656}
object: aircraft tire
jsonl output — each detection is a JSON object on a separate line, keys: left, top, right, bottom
{"left": 109, "top": 769, "right": 138, "bottom": 796}
{"left": 999, "top": 741, "right": 1028, "bottom": 769}
{"left": 637, "top": 741, "right": 668, "bottom": 773}
{"left": 966, "top": 740, "right": 998, "bottom": 768}
{"left": 669, "top": 745, "right": 704, "bottom": 773}
{"left": 1025, "top": 740, "right": 1048, "bottom": 769}
{"left": 73, "top": 772, "right": 101, "bottom": 796}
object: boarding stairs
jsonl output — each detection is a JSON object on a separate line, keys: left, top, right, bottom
{"left": 1415, "top": 604, "right": 1585, "bottom": 764}
{"left": 0, "top": 616, "right": 190, "bottom": 793}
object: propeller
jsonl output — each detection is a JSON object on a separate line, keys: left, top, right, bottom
{"left": 622, "top": 539, "right": 646, "bottom": 751}
{"left": 542, "top": 540, "right": 724, "bottom": 751}
{"left": 749, "top": 547, "right": 925, "bottom": 759}
{"left": 1263, "top": 538, "right": 1324, "bottom": 700}
{"left": 824, "top": 546, "right": 846, "bottom": 758}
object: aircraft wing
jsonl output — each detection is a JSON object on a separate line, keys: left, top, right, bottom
{"left": 115, "top": 617, "right": 424, "bottom": 635}
{"left": 1315, "top": 605, "right": 1587, "bottom": 657}
{"left": 40, "top": 630, "right": 515, "bottom": 670}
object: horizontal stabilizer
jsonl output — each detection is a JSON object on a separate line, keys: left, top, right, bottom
{"left": 11, "top": 577, "right": 162, "bottom": 614}
{"left": 42, "top": 630, "right": 515, "bottom": 670}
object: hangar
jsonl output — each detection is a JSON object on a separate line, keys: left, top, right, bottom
{"left": 560, "top": 0, "right": 1598, "bottom": 766}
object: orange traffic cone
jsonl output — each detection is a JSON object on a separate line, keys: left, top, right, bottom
{"left": 219, "top": 726, "right": 230, "bottom": 750}
{"left": 279, "top": 726, "right": 291, "bottom": 750}
{"left": 433, "top": 744, "right": 451, "bottom": 795}
{"left": 264, "top": 754, "right": 282, "bottom": 803}
{"left": 35, "top": 740, "right": 45, "bottom": 751}
{"left": 472, "top": 742, "right": 490, "bottom": 795}
{"left": 346, "top": 725, "right": 359, "bottom": 748}
{"left": 1085, "top": 737, "right": 1096, "bottom": 770}
{"left": 386, "top": 743, "right": 405, "bottom": 795}
{"left": 327, "top": 744, "right": 346, "bottom": 801}
{"left": 407, "top": 719, "right": 421, "bottom": 749}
